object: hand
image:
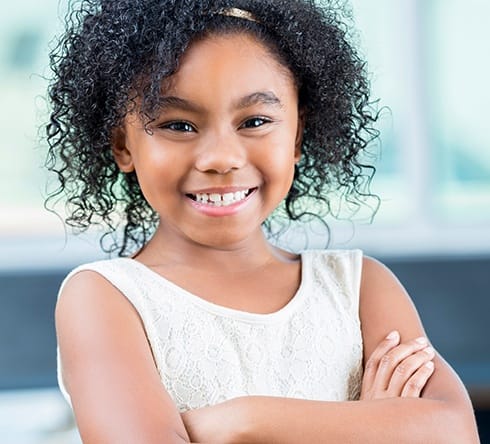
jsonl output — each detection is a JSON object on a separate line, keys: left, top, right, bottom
{"left": 360, "top": 330, "right": 436, "bottom": 400}
{"left": 181, "top": 397, "right": 249, "bottom": 444}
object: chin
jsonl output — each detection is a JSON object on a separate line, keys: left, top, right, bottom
{"left": 190, "top": 229, "right": 258, "bottom": 251}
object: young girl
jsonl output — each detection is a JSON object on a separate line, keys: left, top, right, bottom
{"left": 47, "top": 0, "right": 479, "bottom": 442}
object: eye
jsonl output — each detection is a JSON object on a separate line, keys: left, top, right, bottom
{"left": 160, "top": 121, "right": 196, "bottom": 132}
{"left": 240, "top": 117, "right": 272, "bottom": 129}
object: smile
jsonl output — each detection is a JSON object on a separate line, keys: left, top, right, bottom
{"left": 186, "top": 188, "right": 255, "bottom": 207}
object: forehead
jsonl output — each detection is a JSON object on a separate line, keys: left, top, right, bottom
{"left": 162, "top": 32, "right": 297, "bottom": 100}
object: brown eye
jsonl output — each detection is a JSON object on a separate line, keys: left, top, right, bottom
{"left": 240, "top": 117, "right": 271, "bottom": 129}
{"left": 160, "top": 121, "right": 196, "bottom": 132}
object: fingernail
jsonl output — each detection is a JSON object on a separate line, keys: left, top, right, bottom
{"left": 415, "top": 337, "right": 428, "bottom": 345}
{"left": 386, "top": 330, "right": 399, "bottom": 340}
{"left": 425, "top": 361, "right": 435, "bottom": 369}
{"left": 424, "top": 346, "right": 435, "bottom": 355}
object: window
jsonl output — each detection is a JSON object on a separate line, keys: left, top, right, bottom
{"left": 0, "top": 2, "right": 64, "bottom": 236}
{"left": 1, "top": 0, "right": 489, "bottom": 269}
{"left": 426, "top": 0, "right": 490, "bottom": 224}
{"left": 336, "top": 0, "right": 490, "bottom": 255}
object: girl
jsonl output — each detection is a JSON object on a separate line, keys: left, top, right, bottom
{"left": 47, "top": 0, "right": 479, "bottom": 442}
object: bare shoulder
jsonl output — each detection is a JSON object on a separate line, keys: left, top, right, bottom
{"left": 56, "top": 269, "right": 189, "bottom": 443}
{"left": 55, "top": 268, "right": 156, "bottom": 408}
{"left": 359, "top": 256, "right": 426, "bottom": 359}
{"left": 56, "top": 269, "right": 141, "bottom": 338}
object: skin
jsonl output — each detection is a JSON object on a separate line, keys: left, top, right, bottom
{"left": 56, "top": 33, "right": 479, "bottom": 443}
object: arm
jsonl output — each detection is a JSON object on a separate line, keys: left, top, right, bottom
{"left": 56, "top": 271, "right": 194, "bottom": 443}
{"left": 182, "top": 257, "right": 479, "bottom": 443}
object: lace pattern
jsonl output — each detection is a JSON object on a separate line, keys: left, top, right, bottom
{"left": 57, "top": 249, "right": 363, "bottom": 412}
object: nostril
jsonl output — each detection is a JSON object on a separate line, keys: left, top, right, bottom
{"left": 195, "top": 140, "right": 246, "bottom": 174}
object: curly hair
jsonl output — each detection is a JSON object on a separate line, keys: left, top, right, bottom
{"left": 45, "top": 0, "right": 380, "bottom": 256}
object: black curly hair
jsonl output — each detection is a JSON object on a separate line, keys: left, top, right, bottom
{"left": 45, "top": 0, "right": 380, "bottom": 256}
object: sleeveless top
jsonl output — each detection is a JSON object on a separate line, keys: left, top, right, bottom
{"left": 57, "top": 249, "right": 364, "bottom": 412}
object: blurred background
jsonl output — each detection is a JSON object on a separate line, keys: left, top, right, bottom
{"left": 0, "top": 0, "right": 489, "bottom": 442}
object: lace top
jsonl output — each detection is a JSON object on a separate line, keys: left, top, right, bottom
{"left": 57, "top": 249, "right": 364, "bottom": 412}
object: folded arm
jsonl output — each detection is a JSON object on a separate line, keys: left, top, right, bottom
{"left": 182, "top": 257, "right": 479, "bottom": 443}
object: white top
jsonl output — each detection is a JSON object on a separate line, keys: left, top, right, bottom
{"left": 57, "top": 249, "right": 364, "bottom": 412}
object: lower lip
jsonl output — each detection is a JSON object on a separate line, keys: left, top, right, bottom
{"left": 187, "top": 189, "right": 256, "bottom": 217}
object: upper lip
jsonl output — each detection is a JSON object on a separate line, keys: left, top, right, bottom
{"left": 185, "top": 186, "right": 257, "bottom": 195}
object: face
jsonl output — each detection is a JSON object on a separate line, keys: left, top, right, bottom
{"left": 112, "top": 33, "right": 303, "bottom": 250}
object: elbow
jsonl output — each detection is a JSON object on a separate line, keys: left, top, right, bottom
{"left": 81, "top": 430, "right": 192, "bottom": 444}
{"left": 169, "top": 430, "right": 193, "bottom": 444}
{"left": 431, "top": 400, "right": 480, "bottom": 444}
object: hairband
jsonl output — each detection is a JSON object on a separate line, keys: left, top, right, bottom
{"left": 217, "top": 7, "right": 260, "bottom": 24}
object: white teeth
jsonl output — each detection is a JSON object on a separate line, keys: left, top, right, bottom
{"left": 222, "top": 192, "right": 234, "bottom": 203}
{"left": 209, "top": 193, "right": 221, "bottom": 203}
{"left": 191, "top": 189, "right": 252, "bottom": 206}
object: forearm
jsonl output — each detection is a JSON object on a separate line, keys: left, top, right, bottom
{"left": 241, "top": 396, "right": 479, "bottom": 444}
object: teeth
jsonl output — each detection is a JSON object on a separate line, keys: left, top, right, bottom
{"left": 209, "top": 193, "right": 221, "bottom": 203}
{"left": 191, "top": 189, "right": 252, "bottom": 206}
{"left": 222, "top": 192, "right": 234, "bottom": 203}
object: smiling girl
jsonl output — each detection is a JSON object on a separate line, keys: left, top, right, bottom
{"left": 47, "top": 0, "right": 479, "bottom": 442}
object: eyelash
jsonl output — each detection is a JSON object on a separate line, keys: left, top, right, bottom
{"left": 240, "top": 116, "right": 272, "bottom": 129}
{"left": 159, "top": 121, "right": 196, "bottom": 132}
{"left": 157, "top": 116, "right": 273, "bottom": 133}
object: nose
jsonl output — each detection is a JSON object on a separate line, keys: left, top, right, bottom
{"left": 194, "top": 131, "right": 246, "bottom": 174}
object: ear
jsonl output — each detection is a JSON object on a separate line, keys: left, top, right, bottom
{"left": 111, "top": 126, "right": 135, "bottom": 172}
{"left": 294, "top": 109, "right": 305, "bottom": 163}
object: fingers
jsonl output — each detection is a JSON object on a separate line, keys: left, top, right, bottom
{"left": 361, "top": 331, "right": 437, "bottom": 401}
{"left": 386, "top": 346, "right": 435, "bottom": 396}
{"left": 371, "top": 336, "right": 431, "bottom": 394}
{"left": 362, "top": 330, "right": 400, "bottom": 393}
{"left": 400, "top": 360, "right": 435, "bottom": 397}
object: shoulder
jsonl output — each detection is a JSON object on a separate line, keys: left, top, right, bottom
{"left": 302, "top": 248, "right": 363, "bottom": 272}
{"left": 359, "top": 255, "right": 426, "bottom": 358}
{"left": 359, "top": 255, "right": 413, "bottom": 311}
{"left": 301, "top": 248, "right": 363, "bottom": 276}
{"left": 360, "top": 255, "right": 401, "bottom": 287}
{"left": 56, "top": 258, "right": 142, "bottom": 338}
{"left": 302, "top": 248, "right": 362, "bottom": 259}
{"left": 57, "top": 258, "right": 142, "bottom": 316}
{"left": 55, "top": 261, "right": 170, "bottom": 433}
{"left": 59, "top": 258, "right": 129, "bottom": 294}
{"left": 301, "top": 249, "right": 363, "bottom": 306}
{"left": 55, "top": 258, "right": 148, "bottom": 379}
{"left": 56, "top": 260, "right": 146, "bottom": 367}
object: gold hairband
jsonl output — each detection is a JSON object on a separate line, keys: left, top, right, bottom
{"left": 217, "top": 7, "right": 260, "bottom": 24}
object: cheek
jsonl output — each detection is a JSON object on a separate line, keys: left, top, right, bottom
{"left": 270, "top": 127, "right": 299, "bottom": 168}
{"left": 131, "top": 145, "right": 187, "bottom": 200}
{"left": 259, "top": 138, "right": 297, "bottom": 188}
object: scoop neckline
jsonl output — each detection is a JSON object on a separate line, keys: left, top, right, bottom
{"left": 119, "top": 252, "right": 309, "bottom": 323}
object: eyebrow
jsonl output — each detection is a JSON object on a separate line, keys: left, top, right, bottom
{"left": 156, "top": 91, "right": 283, "bottom": 113}
{"left": 235, "top": 91, "right": 283, "bottom": 109}
{"left": 157, "top": 96, "right": 204, "bottom": 113}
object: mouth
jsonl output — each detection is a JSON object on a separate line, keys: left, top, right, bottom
{"left": 186, "top": 188, "right": 257, "bottom": 207}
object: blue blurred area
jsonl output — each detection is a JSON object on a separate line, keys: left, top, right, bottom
{"left": 1, "top": 258, "right": 489, "bottom": 391}
{"left": 1, "top": 258, "right": 489, "bottom": 393}
{"left": 0, "top": 256, "right": 489, "bottom": 441}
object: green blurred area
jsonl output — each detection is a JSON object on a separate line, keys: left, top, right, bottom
{"left": 1, "top": 0, "right": 489, "bottom": 238}
{"left": 0, "top": 3, "right": 60, "bottom": 208}
{"left": 351, "top": 0, "right": 490, "bottom": 225}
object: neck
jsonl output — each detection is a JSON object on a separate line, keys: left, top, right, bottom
{"left": 134, "top": 223, "right": 292, "bottom": 273}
